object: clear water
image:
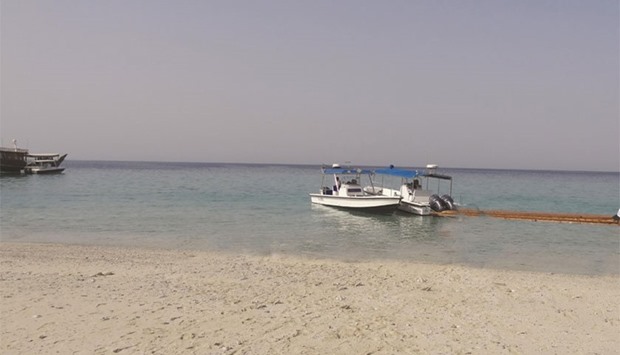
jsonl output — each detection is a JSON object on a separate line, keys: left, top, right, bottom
{"left": 1, "top": 161, "right": 618, "bottom": 275}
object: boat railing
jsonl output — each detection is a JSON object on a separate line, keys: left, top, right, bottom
{"left": 0, "top": 147, "right": 29, "bottom": 154}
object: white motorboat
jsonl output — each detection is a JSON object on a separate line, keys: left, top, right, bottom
{"left": 309, "top": 165, "right": 401, "bottom": 213}
{"left": 369, "top": 165, "right": 455, "bottom": 215}
{"left": 25, "top": 153, "right": 67, "bottom": 174}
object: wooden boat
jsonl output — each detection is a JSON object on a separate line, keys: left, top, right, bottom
{"left": 0, "top": 140, "right": 29, "bottom": 174}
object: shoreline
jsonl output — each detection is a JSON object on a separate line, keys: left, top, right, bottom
{"left": 1, "top": 242, "right": 618, "bottom": 354}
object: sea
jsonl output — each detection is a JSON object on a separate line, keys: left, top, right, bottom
{"left": 1, "top": 161, "right": 618, "bottom": 276}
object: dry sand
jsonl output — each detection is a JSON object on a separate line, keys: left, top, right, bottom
{"left": 1, "top": 242, "right": 618, "bottom": 354}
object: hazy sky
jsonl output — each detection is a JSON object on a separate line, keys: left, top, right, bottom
{"left": 1, "top": 1, "right": 618, "bottom": 171}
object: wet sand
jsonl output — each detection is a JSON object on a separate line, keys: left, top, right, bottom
{"left": 1, "top": 242, "right": 618, "bottom": 354}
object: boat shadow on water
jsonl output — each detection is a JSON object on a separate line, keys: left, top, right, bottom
{"left": 306, "top": 203, "right": 454, "bottom": 262}
{"left": 309, "top": 203, "right": 446, "bottom": 236}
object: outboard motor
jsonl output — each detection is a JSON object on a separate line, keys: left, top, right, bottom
{"left": 429, "top": 194, "right": 445, "bottom": 212}
{"left": 441, "top": 194, "right": 455, "bottom": 210}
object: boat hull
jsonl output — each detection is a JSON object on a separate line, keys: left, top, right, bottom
{"left": 0, "top": 164, "right": 26, "bottom": 174}
{"left": 309, "top": 194, "right": 400, "bottom": 213}
{"left": 398, "top": 201, "right": 432, "bottom": 216}
{"left": 26, "top": 167, "right": 65, "bottom": 174}
{"left": 366, "top": 187, "right": 432, "bottom": 216}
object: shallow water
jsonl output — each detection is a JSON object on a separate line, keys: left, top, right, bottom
{"left": 1, "top": 161, "right": 618, "bottom": 275}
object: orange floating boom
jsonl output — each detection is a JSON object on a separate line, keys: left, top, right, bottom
{"left": 438, "top": 208, "right": 619, "bottom": 225}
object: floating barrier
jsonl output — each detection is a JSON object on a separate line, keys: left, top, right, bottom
{"left": 438, "top": 208, "right": 619, "bottom": 225}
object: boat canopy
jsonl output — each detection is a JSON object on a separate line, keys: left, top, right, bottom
{"left": 322, "top": 168, "right": 373, "bottom": 175}
{"left": 374, "top": 167, "right": 420, "bottom": 179}
{"left": 27, "top": 153, "right": 61, "bottom": 157}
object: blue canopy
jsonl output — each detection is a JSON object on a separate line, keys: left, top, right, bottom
{"left": 374, "top": 167, "right": 420, "bottom": 179}
{"left": 322, "top": 168, "right": 373, "bottom": 175}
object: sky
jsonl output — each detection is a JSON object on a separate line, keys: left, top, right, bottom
{"left": 1, "top": 0, "right": 618, "bottom": 171}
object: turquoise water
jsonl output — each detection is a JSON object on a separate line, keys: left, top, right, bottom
{"left": 1, "top": 161, "right": 618, "bottom": 275}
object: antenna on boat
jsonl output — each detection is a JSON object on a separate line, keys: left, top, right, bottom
{"left": 12, "top": 139, "right": 17, "bottom": 151}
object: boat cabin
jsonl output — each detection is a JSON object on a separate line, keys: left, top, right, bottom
{"left": 318, "top": 167, "right": 376, "bottom": 197}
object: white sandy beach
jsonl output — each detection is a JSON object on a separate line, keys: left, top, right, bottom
{"left": 1, "top": 242, "right": 618, "bottom": 354}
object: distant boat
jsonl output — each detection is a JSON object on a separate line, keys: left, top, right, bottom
{"left": 368, "top": 164, "right": 455, "bottom": 215}
{"left": 25, "top": 153, "right": 67, "bottom": 174}
{"left": 0, "top": 140, "right": 29, "bottom": 174}
{"left": 309, "top": 164, "right": 401, "bottom": 213}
